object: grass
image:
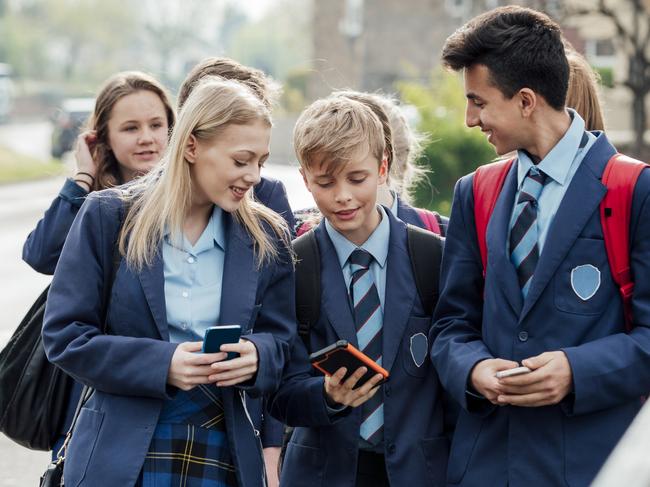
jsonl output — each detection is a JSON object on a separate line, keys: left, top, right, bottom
{"left": 0, "top": 145, "right": 64, "bottom": 184}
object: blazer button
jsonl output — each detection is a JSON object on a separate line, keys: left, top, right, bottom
{"left": 385, "top": 385, "right": 391, "bottom": 397}
{"left": 388, "top": 444, "right": 396, "bottom": 454}
{"left": 518, "top": 331, "right": 529, "bottom": 342}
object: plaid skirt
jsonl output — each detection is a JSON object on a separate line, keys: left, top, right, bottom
{"left": 135, "top": 385, "right": 238, "bottom": 487}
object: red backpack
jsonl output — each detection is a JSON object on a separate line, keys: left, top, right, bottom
{"left": 472, "top": 154, "right": 648, "bottom": 331}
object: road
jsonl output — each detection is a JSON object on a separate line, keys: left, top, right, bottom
{"left": 0, "top": 120, "right": 314, "bottom": 485}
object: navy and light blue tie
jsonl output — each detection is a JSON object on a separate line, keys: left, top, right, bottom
{"left": 349, "top": 248, "right": 383, "bottom": 445}
{"left": 509, "top": 166, "right": 548, "bottom": 297}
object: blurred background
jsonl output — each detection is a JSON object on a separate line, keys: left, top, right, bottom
{"left": 1, "top": 0, "right": 649, "bottom": 483}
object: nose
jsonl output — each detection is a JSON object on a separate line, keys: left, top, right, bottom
{"left": 334, "top": 185, "right": 352, "bottom": 204}
{"left": 138, "top": 127, "right": 154, "bottom": 145}
{"left": 465, "top": 103, "right": 480, "bottom": 128}
{"left": 243, "top": 164, "right": 261, "bottom": 186}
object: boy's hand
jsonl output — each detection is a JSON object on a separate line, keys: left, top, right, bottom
{"left": 209, "top": 339, "right": 259, "bottom": 387}
{"left": 167, "top": 341, "right": 227, "bottom": 391}
{"left": 324, "top": 367, "right": 384, "bottom": 407}
{"left": 496, "top": 351, "right": 573, "bottom": 407}
{"left": 469, "top": 358, "right": 519, "bottom": 404}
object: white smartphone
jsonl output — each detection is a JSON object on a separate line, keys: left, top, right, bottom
{"left": 495, "top": 366, "right": 531, "bottom": 379}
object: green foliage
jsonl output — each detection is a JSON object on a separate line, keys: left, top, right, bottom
{"left": 0, "top": 145, "right": 63, "bottom": 183}
{"left": 398, "top": 69, "right": 496, "bottom": 214}
{"left": 595, "top": 66, "right": 614, "bottom": 88}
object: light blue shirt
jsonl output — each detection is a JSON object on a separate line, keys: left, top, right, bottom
{"left": 163, "top": 206, "right": 226, "bottom": 343}
{"left": 511, "top": 109, "right": 597, "bottom": 253}
{"left": 325, "top": 205, "right": 390, "bottom": 310}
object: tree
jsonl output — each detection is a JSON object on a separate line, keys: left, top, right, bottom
{"left": 569, "top": 0, "right": 650, "bottom": 156}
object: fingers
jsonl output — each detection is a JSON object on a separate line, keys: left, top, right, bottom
{"left": 497, "top": 392, "right": 554, "bottom": 407}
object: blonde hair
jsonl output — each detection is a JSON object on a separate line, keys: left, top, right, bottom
{"left": 333, "top": 91, "right": 427, "bottom": 204}
{"left": 293, "top": 97, "right": 385, "bottom": 173}
{"left": 119, "top": 77, "right": 288, "bottom": 270}
{"left": 566, "top": 49, "right": 605, "bottom": 131}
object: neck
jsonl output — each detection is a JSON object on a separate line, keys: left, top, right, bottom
{"left": 523, "top": 108, "right": 571, "bottom": 163}
{"left": 184, "top": 199, "right": 213, "bottom": 246}
{"left": 342, "top": 206, "right": 382, "bottom": 247}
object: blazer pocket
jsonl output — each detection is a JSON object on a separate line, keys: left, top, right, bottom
{"left": 63, "top": 408, "right": 104, "bottom": 487}
{"left": 281, "top": 442, "right": 324, "bottom": 487}
{"left": 402, "top": 316, "right": 432, "bottom": 378}
{"left": 420, "top": 436, "right": 449, "bottom": 487}
{"left": 554, "top": 238, "right": 614, "bottom": 316}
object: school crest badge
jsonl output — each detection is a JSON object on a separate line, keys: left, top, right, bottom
{"left": 570, "top": 264, "right": 601, "bottom": 301}
{"left": 410, "top": 333, "right": 428, "bottom": 368}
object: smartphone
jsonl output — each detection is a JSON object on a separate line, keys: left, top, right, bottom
{"left": 202, "top": 325, "right": 242, "bottom": 360}
{"left": 495, "top": 366, "right": 531, "bottom": 379}
{"left": 309, "top": 340, "right": 389, "bottom": 389}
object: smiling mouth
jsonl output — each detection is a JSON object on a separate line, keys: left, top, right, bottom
{"left": 231, "top": 186, "right": 248, "bottom": 197}
{"left": 135, "top": 150, "right": 157, "bottom": 157}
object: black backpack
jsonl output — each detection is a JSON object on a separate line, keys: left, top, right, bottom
{"left": 293, "top": 224, "right": 444, "bottom": 350}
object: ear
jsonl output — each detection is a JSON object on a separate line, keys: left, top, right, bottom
{"left": 184, "top": 134, "right": 198, "bottom": 163}
{"left": 377, "top": 156, "right": 389, "bottom": 185}
{"left": 518, "top": 88, "right": 537, "bottom": 118}
{"left": 299, "top": 167, "right": 312, "bottom": 193}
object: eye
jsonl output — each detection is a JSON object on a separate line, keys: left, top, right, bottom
{"left": 316, "top": 181, "right": 333, "bottom": 188}
{"left": 151, "top": 122, "right": 163, "bottom": 129}
{"left": 123, "top": 126, "right": 137, "bottom": 132}
{"left": 472, "top": 99, "right": 485, "bottom": 108}
{"left": 234, "top": 160, "right": 247, "bottom": 167}
{"left": 349, "top": 177, "right": 366, "bottom": 184}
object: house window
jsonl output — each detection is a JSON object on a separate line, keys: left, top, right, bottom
{"left": 339, "top": 0, "right": 364, "bottom": 39}
{"left": 445, "top": 0, "right": 470, "bottom": 18}
{"left": 585, "top": 38, "right": 616, "bottom": 68}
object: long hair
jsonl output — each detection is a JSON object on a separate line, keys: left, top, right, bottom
{"left": 118, "top": 77, "right": 288, "bottom": 270}
{"left": 566, "top": 49, "right": 605, "bottom": 131}
{"left": 88, "top": 71, "right": 175, "bottom": 191}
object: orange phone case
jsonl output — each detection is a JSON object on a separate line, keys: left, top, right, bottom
{"left": 309, "top": 340, "right": 389, "bottom": 388}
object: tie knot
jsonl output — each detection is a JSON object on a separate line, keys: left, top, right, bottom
{"left": 349, "top": 248, "right": 373, "bottom": 270}
{"left": 518, "top": 166, "right": 548, "bottom": 204}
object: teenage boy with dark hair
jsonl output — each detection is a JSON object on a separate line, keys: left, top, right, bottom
{"left": 431, "top": 6, "right": 650, "bottom": 486}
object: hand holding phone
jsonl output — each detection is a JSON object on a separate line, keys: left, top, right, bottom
{"left": 202, "top": 325, "right": 242, "bottom": 360}
{"left": 309, "top": 340, "right": 389, "bottom": 388}
{"left": 495, "top": 366, "right": 531, "bottom": 379}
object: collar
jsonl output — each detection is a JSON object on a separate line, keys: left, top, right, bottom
{"left": 516, "top": 108, "right": 587, "bottom": 187}
{"left": 389, "top": 190, "right": 399, "bottom": 215}
{"left": 164, "top": 205, "right": 226, "bottom": 254}
{"left": 325, "top": 205, "right": 390, "bottom": 270}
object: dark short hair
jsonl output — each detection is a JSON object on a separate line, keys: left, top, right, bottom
{"left": 441, "top": 6, "right": 568, "bottom": 110}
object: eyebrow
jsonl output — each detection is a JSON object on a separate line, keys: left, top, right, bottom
{"left": 466, "top": 93, "right": 481, "bottom": 101}
{"left": 234, "top": 149, "right": 270, "bottom": 158}
{"left": 119, "top": 116, "right": 164, "bottom": 125}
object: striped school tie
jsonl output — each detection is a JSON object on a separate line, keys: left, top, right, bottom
{"left": 348, "top": 248, "right": 384, "bottom": 445}
{"left": 509, "top": 166, "right": 548, "bottom": 297}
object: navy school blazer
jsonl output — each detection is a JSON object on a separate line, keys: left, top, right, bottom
{"left": 431, "top": 133, "right": 650, "bottom": 487}
{"left": 25, "top": 176, "right": 293, "bottom": 450}
{"left": 270, "top": 209, "right": 450, "bottom": 487}
{"left": 42, "top": 189, "right": 296, "bottom": 487}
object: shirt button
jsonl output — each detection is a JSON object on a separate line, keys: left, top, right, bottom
{"left": 388, "top": 444, "right": 396, "bottom": 454}
{"left": 518, "top": 331, "right": 529, "bottom": 342}
{"left": 181, "top": 323, "right": 188, "bottom": 330}
{"left": 182, "top": 291, "right": 189, "bottom": 298}
{"left": 187, "top": 256, "right": 195, "bottom": 264}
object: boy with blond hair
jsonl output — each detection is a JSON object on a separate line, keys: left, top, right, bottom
{"left": 270, "top": 96, "right": 448, "bottom": 487}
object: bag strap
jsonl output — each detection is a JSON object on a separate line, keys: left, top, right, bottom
{"left": 407, "top": 224, "right": 443, "bottom": 315}
{"left": 600, "top": 153, "right": 648, "bottom": 331}
{"left": 472, "top": 158, "right": 516, "bottom": 276}
{"left": 415, "top": 208, "right": 442, "bottom": 235}
{"left": 293, "top": 230, "right": 321, "bottom": 350}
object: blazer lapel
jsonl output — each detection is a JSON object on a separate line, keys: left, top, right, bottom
{"left": 520, "top": 136, "right": 614, "bottom": 320}
{"left": 381, "top": 213, "right": 416, "bottom": 374}
{"left": 315, "top": 224, "right": 359, "bottom": 347}
{"left": 485, "top": 163, "right": 523, "bottom": 315}
{"left": 219, "top": 214, "right": 259, "bottom": 328}
{"left": 138, "top": 249, "right": 170, "bottom": 341}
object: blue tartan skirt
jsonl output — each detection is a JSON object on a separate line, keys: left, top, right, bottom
{"left": 135, "top": 385, "right": 238, "bottom": 487}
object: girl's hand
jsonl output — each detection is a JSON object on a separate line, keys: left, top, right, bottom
{"left": 167, "top": 341, "right": 227, "bottom": 391}
{"left": 74, "top": 130, "right": 99, "bottom": 177}
{"left": 209, "top": 339, "right": 259, "bottom": 387}
{"left": 324, "top": 367, "right": 384, "bottom": 407}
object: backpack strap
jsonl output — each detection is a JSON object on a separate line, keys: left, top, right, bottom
{"left": 600, "top": 153, "right": 648, "bottom": 331}
{"left": 407, "top": 224, "right": 443, "bottom": 315}
{"left": 415, "top": 208, "right": 442, "bottom": 235}
{"left": 472, "top": 158, "right": 516, "bottom": 275}
{"left": 293, "top": 230, "right": 321, "bottom": 349}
